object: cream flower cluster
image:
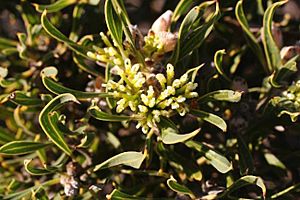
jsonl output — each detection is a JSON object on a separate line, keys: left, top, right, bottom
{"left": 104, "top": 59, "right": 198, "bottom": 133}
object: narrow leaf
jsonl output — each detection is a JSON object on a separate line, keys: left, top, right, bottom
{"left": 167, "top": 176, "right": 195, "bottom": 199}
{"left": 33, "top": 0, "right": 77, "bottom": 13}
{"left": 198, "top": 90, "right": 242, "bottom": 103}
{"left": 219, "top": 175, "right": 266, "bottom": 199}
{"left": 0, "top": 141, "right": 49, "bottom": 155}
{"left": 24, "top": 159, "right": 58, "bottom": 175}
{"left": 41, "top": 67, "right": 111, "bottom": 100}
{"left": 88, "top": 105, "right": 133, "bottom": 122}
{"left": 41, "top": 10, "right": 91, "bottom": 58}
{"left": 39, "top": 93, "right": 79, "bottom": 156}
{"left": 160, "top": 124, "right": 200, "bottom": 145}
{"left": 94, "top": 151, "right": 145, "bottom": 171}
{"left": 191, "top": 109, "right": 227, "bottom": 132}
{"left": 9, "top": 91, "right": 43, "bottom": 106}
{"left": 185, "top": 140, "right": 232, "bottom": 173}
{"left": 107, "top": 189, "right": 147, "bottom": 200}
{"left": 262, "top": 1, "right": 287, "bottom": 71}
{"left": 214, "top": 49, "right": 231, "bottom": 81}
{"left": 235, "top": 0, "right": 267, "bottom": 73}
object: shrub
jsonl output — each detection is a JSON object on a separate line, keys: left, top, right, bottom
{"left": 0, "top": 0, "right": 300, "bottom": 199}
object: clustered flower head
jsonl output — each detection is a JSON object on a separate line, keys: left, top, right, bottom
{"left": 104, "top": 59, "right": 199, "bottom": 133}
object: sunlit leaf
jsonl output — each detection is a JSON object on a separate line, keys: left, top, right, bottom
{"left": 0, "top": 141, "right": 50, "bottom": 155}
{"left": 159, "top": 119, "right": 200, "bottom": 144}
{"left": 218, "top": 175, "right": 266, "bottom": 199}
{"left": 264, "top": 152, "right": 286, "bottom": 170}
{"left": 191, "top": 109, "right": 227, "bottom": 132}
{"left": 39, "top": 93, "right": 79, "bottom": 156}
{"left": 41, "top": 67, "right": 111, "bottom": 100}
{"left": 33, "top": 0, "right": 77, "bottom": 13}
{"left": 24, "top": 159, "right": 58, "bottom": 176}
{"left": 185, "top": 140, "right": 232, "bottom": 173}
{"left": 214, "top": 49, "right": 231, "bottom": 81}
{"left": 198, "top": 90, "right": 242, "bottom": 103}
{"left": 262, "top": 1, "right": 287, "bottom": 71}
{"left": 235, "top": 0, "right": 267, "bottom": 73}
{"left": 94, "top": 151, "right": 146, "bottom": 171}
{"left": 167, "top": 176, "right": 195, "bottom": 199}
{"left": 41, "top": 10, "right": 91, "bottom": 58}
{"left": 88, "top": 105, "right": 133, "bottom": 122}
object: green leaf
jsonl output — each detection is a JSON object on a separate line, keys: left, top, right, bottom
{"left": 172, "top": 1, "right": 219, "bottom": 63}
{"left": 77, "top": 132, "right": 95, "bottom": 148}
{"left": 88, "top": 105, "right": 133, "bottom": 122}
{"left": 41, "top": 67, "right": 111, "bottom": 100}
{"left": 185, "top": 140, "right": 232, "bottom": 173}
{"left": 9, "top": 91, "right": 43, "bottom": 106}
{"left": 167, "top": 176, "right": 195, "bottom": 199}
{"left": 105, "top": 0, "right": 123, "bottom": 49}
{"left": 171, "top": 0, "right": 194, "bottom": 24}
{"left": 0, "top": 141, "right": 50, "bottom": 155}
{"left": 0, "top": 127, "right": 14, "bottom": 144}
{"left": 24, "top": 159, "right": 58, "bottom": 176}
{"left": 219, "top": 175, "right": 266, "bottom": 199}
{"left": 235, "top": 0, "right": 267, "bottom": 73}
{"left": 107, "top": 189, "right": 146, "bottom": 200}
{"left": 41, "top": 10, "right": 91, "bottom": 59}
{"left": 94, "top": 151, "right": 145, "bottom": 171}
{"left": 191, "top": 109, "right": 227, "bottom": 132}
{"left": 262, "top": 1, "right": 287, "bottom": 72}
{"left": 33, "top": 0, "right": 77, "bottom": 13}
{"left": 264, "top": 152, "right": 286, "bottom": 170}
{"left": 214, "top": 49, "right": 231, "bottom": 81}
{"left": 237, "top": 135, "right": 254, "bottom": 175}
{"left": 198, "top": 90, "right": 242, "bottom": 103}
{"left": 39, "top": 93, "right": 79, "bottom": 156}
{"left": 269, "top": 56, "right": 298, "bottom": 88}
{"left": 159, "top": 120, "right": 200, "bottom": 144}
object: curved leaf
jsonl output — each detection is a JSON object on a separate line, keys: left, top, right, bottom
{"left": 88, "top": 105, "right": 133, "bottom": 122}
{"left": 171, "top": 0, "right": 194, "bottom": 23}
{"left": 198, "top": 89, "right": 242, "bottom": 103}
{"left": 167, "top": 176, "right": 195, "bottom": 199}
{"left": 219, "top": 175, "right": 266, "bottom": 199}
{"left": 185, "top": 140, "right": 232, "bottom": 173}
{"left": 107, "top": 189, "right": 147, "bottom": 200}
{"left": 191, "top": 109, "right": 227, "bottom": 132}
{"left": 39, "top": 93, "right": 79, "bottom": 156}
{"left": 235, "top": 0, "right": 267, "bottom": 73}
{"left": 33, "top": 0, "right": 77, "bottom": 13}
{"left": 94, "top": 151, "right": 145, "bottom": 171}
{"left": 0, "top": 127, "right": 14, "bottom": 144}
{"left": 214, "top": 49, "right": 231, "bottom": 81}
{"left": 24, "top": 159, "right": 58, "bottom": 176}
{"left": 172, "top": 1, "right": 220, "bottom": 63}
{"left": 0, "top": 141, "right": 50, "bottom": 155}
{"left": 41, "top": 67, "right": 111, "bottom": 100}
{"left": 262, "top": 1, "right": 287, "bottom": 71}
{"left": 104, "top": 0, "right": 123, "bottom": 48}
{"left": 41, "top": 10, "right": 91, "bottom": 58}
{"left": 9, "top": 91, "right": 43, "bottom": 106}
{"left": 160, "top": 126, "right": 200, "bottom": 145}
